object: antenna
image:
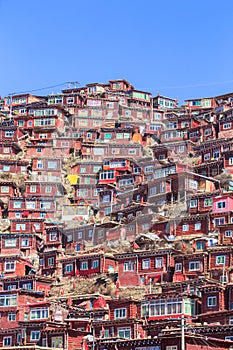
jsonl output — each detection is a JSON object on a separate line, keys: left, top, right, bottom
{"left": 67, "top": 81, "right": 80, "bottom": 89}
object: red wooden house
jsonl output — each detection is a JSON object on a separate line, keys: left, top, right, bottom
{"left": 173, "top": 252, "right": 208, "bottom": 282}
{"left": 208, "top": 246, "right": 233, "bottom": 284}
{"left": 115, "top": 249, "right": 175, "bottom": 287}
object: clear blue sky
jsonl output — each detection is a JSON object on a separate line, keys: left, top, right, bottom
{"left": 1, "top": 0, "right": 233, "bottom": 104}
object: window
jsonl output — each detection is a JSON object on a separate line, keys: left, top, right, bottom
{"left": 155, "top": 258, "right": 163, "bottom": 268}
{"left": 30, "top": 307, "right": 48, "bottom": 320}
{"left": 100, "top": 170, "right": 115, "bottom": 180}
{"left": 45, "top": 186, "right": 52, "bottom": 193}
{"left": 128, "top": 149, "right": 136, "bottom": 155}
{"left": 204, "top": 129, "right": 211, "bottom": 136}
{"left": 114, "top": 308, "right": 127, "bottom": 319}
{"left": 204, "top": 153, "right": 210, "bottom": 161}
{"left": 0, "top": 294, "right": 17, "bottom": 307}
{"left": 8, "top": 312, "right": 16, "bottom": 321}
{"left": 92, "top": 260, "right": 99, "bottom": 268}
{"left": 5, "top": 261, "right": 16, "bottom": 272}
{"left": 196, "top": 241, "right": 205, "bottom": 250}
{"left": 166, "top": 347, "right": 177, "bottom": 350}
{"left": 189, "top": 179, "right": 198, "bottom": 190}
{"left": 47, "top": 257, "right": 54, "bottom": 266}
{"left": 213, "top": 151, "right": 220, "bottom": 159}
{"left": 175, "top": 263, "right": 182, "bottom": 272}
{"left": 223, "top": 122, "right": 231, "bottom": 129}
{"left": 1, "top": 186, "right": 9, "bottom": 193}
{"left": 67, "top": 97, "right": 74, "bottom": 104}
{"left": 229, "top": 316, "right": 233, "bottom": 325}
{"left": 18, "top": 120, "right": 24, "bottom": 126}
{"left": 204, "top": 198, "right": 213, "bottom": 207}
{"left": 207, "top": 296, "right": 217, "bottom": 307}
{"left": 214, "top": 217, "right": 225, "bottom": 226}
{"left": 3, "top": 337, "right": 12, "bottom": 346}
{"left": 3, "top": 165, "right": 10, "bottom": 172}
{"left": 118, "top": 327, "right": 130, "bottom": 339}
{"left": 13, "top": 201, "right": 22, "bottom": 209}
{"left": 190, "top": 199, "right": 197, "bottom": 208}
{"left": 30, "top": 330, "right": 40, "bottom": 341}
{"left": 5, "top": 130, "right": 14, "bottom": 137}
{"left": 194, "top": 222, "right": 201, "bottom": 231}
{"left": 225, "top": 336, "right": 233, "bottom": 341}
{"left": 78, "top": 232, "right": 82, "bottom": 239}
{"left": 51, "top": 336, "right": 63, "bottom": 348}
{"left": 220, "top": 275, "right": 227, "bottom": 284}
{"left": 22, "top": 283, "right": 32, "bottom": 290}
{"left": 48, "top": 161, "right": 57, "bottom": 169}
{"left": 26, "top": 201, "right": 36, "bottom": 209}
{"left": 88, "top": 230, "right": 93, "bottom": 238}
{"left": 182, "top": 224, "right": 189, "bottom": 231}
{"left": 5, "top": 239, "right": 17, "bottom": 248}
{"left": 189, "top": 261, "right": 200, "bottom": 271}
{"left": 3, "top": 147, "right": 10, "bottom": 154}
{"left": 80, "top": 167, "right": 86, "bottom": 173}
{"left": 216, "top": 255, "right": 226, "bottom": 265}
{"left": 225, "top": 230, "right": 232, "bottom": 237}
{"left": 142, "top": 259, "right": 150, "bottom": 269}
{"left": 49, "top": 232, "right": 57, "bottom": 241}
{"left": 16, "top": 224, "right": 26, "bottom": 231}
{"left": 124, "top": 261, "right": 134, "bottom": 271}
{"left": 40, "top": 202, "right": 51, "bottom": 209}
{"left": 229, "top": 157, "right": 233, "bottom": 165}
{"left": 30, "top": 185, "right": 37, "bottom": 193}
{"left": 142, "top": 223, "right": 149, "bottom": 230}
{"left": 217, "top": 201, "right": 226, "bottom": 209}
{"left": 65, "top": 264, "right": 73, "bottom": 273}
{"left": 80, "top": 261, "right": 88, "bottom": 270}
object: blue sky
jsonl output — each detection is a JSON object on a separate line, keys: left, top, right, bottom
{"left": 1, "top": 0, "right": 233, "bottom": 104}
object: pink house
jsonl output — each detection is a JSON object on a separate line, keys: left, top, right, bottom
{"left": 212, "top": 195, "right": 233, "bottom": 214}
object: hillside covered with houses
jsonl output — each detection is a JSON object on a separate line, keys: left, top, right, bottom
{"left": 0, "top": 79, "right": 233, "bottom": 349}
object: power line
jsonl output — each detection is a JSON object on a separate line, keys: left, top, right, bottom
{"left": 8, "top": 81, "right": 80, "bottom": 96}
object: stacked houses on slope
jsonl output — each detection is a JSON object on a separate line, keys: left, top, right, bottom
{"left": 0, "top": 80, "right": 233, "bottom": 349}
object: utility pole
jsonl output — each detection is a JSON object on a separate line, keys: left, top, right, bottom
{"left": 181, "top": 313, "right": 185, "bottom": 350}
{"left": 181, "top": 298, "right": 185, "bottom": 350}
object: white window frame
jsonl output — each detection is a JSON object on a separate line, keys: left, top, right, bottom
{"left": 8, "top": 312, "right": 16, "bottom": 321}
{"left": 123, "top": 261, "right": 134, "bottom": 272}
{"left": 30, "top": 330, "right": 41, "bottom": 341}
{"left": 225, "top": 230, "right": 232, "bottom": 237}
{"left": 194, "top": 222, "right": 201, "bottom": 231}
{"left": 92, "top": 260, "right": 99, "bottom": 268}
{"left": 1, "top": 186, "right": 9, "bottom": 193}
{"left": 189, "top": 261, "right": 200, "bottom": 271}
{"left": 65, "top": 264, "right": 73, "bottom": 273}
{"left": 114, "top": 308, "right": 127, "bottom": 319}
{"left": 117, "top": 327, "right": 131, "bottom": 339}
{"left": 190, "top": 199, "right": 198, "bottom": 208}
{"left": 142, "top": 259, "right": 150, "bottom": 269}
{"left": 175, "top": 263, "right": 182, "bottom": 272}
{"left": 155, "top": 257, "right": 163, "bottom": 268}
{"left": 47, "top": 257, "right": 55, "bottom": 266}
{"left": 80, "top": 261, "right": 88, "bottom": 270}
{"left": 207, "top": 296, "right": 217, "bottom": 307}
{"left": 216, "top": 255, "right": 226, "bottom": 265}
{"left": 3, "top": 337, "right": 12, "bottom": 346}
{"left": 5, "top": 261, "right": 16, "bottom": 272}
{"left": 217, "top": 201, "right": 226, "bottom": 209}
